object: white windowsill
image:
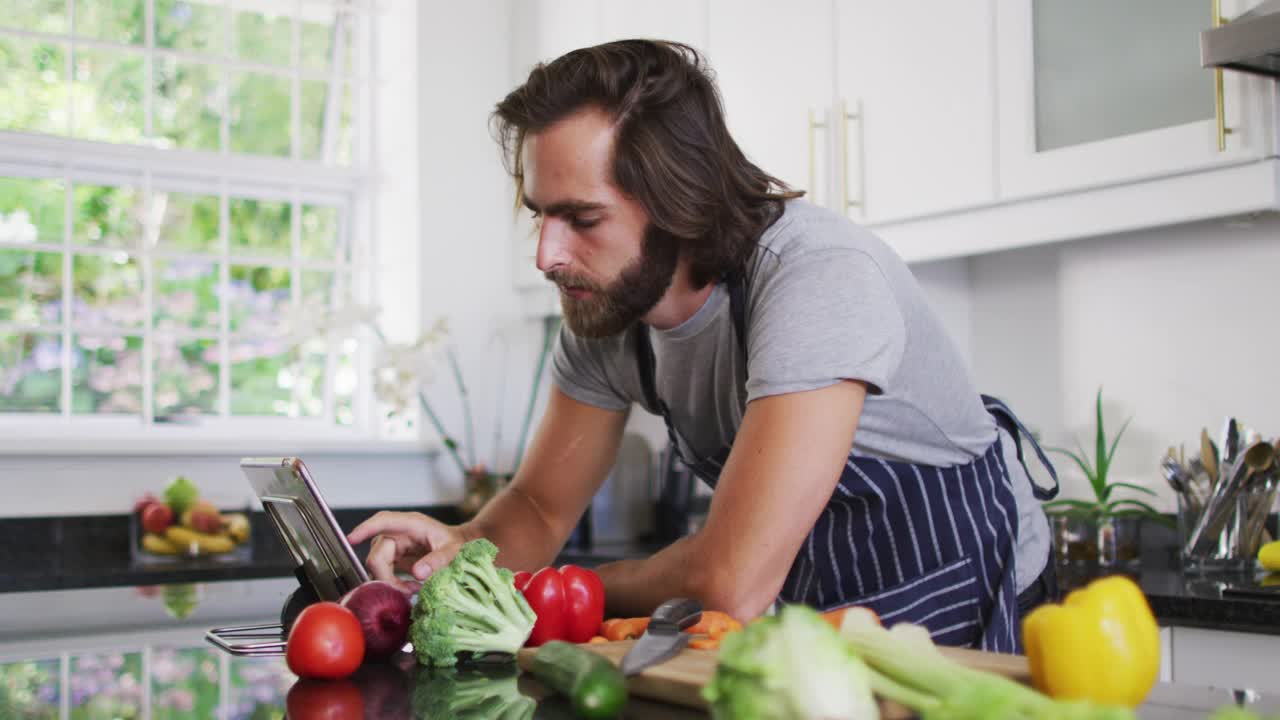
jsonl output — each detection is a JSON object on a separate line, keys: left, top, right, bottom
{"left": 0, "top": 433, "right": 439, "bottom": 457}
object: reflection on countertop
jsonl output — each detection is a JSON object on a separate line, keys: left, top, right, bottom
{"left": 1, "top": 577, "right": 1278, "bottom": 719}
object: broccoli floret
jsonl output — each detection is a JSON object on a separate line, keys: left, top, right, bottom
{"left": 703, "top": 605, "right": 878, "bottom": 720}
{"left": 410, "top": 538, "right": 536, "bottom": 667}
{"left": 409, "top": 664, "right": 535, "bottom": 720}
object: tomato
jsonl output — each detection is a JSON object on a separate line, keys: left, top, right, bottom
{"left": 560, "top": 565, "right": 606, "bottom": 643}
{"left": 285, "top": 678, "right": 365, "bottom": 720}
{"left": 286, "top": 602, "right": 365, "bottom": 680}
{"left": 140, "top": 502, "right": 174, "bottom": 534}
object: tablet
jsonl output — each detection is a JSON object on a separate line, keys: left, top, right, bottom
{"left": 239, "top": 457, "right": 369, "bottom": 601}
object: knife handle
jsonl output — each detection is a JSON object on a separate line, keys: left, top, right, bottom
{"left": 650, "top": 597, "right": 703, "bottom": 633}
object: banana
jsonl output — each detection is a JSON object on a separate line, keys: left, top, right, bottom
{"left": 142, "top": 532, "right": 181, "bottom": 555}
{"left": 222, "top": 513, "right": 250, "bottom": 544}
{"left": 165, "top": 525, "right": 236, "bottom": 554}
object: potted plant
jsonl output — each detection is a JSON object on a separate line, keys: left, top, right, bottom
{"left": 1043, "top": 388, "right": 1168, "bottom": 567}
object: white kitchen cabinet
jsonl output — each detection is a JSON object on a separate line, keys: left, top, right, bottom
{"left": 598, "top": 0, "right": 708, "bottom": 48}
{"left": 835, "top": 0, "right": 998, "bottom": 224}
{"left": 1168, "top": 626, "right": 1280, "bottom": 693}
{"left": 1159, "top": 626, "right": 1173, "bottom": 683}
{"left": 707, "top": 0, "right": 836, "bottom": 204}
{"left": 994, "top": 0, "right": 1277, "bottom": 199}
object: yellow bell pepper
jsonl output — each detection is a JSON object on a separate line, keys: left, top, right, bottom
{"left": 1022, "top": 575, "right": 1159, "bottom": 707}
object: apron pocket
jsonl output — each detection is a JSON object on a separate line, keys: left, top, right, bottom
{"left": 822, "top": 557, "right": 983, "bottom": 647}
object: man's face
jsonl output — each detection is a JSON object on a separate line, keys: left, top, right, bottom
{"left": 522, "top": 107, "right": 679, "bottom": 338}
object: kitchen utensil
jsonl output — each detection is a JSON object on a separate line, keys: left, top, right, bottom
{"left": 1222, "top": 418, "right": 1240, "bottom": 473}
{"left": 1201, "top": 428, "right": 1219, "bottom": 487}
{"left": 1188, "top": 441, "right": 1275, "bottom": 559}
{"left": 517, "top": 638, "right": 1031, "bottom": 717}
{"left": 619, "top": 598, "right": 703, "bottom": 677}
{"left": 1161, "top": 454, "right": 1190, "bottom": 494}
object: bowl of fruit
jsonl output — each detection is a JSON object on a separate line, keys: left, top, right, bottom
{"left": 132, "top": 476, "right": 253, "bottom": 565}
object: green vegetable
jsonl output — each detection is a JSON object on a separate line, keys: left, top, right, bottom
{"left": 409, "top": 663, "right": 535, "bottom": 720}
{"left": 410, "top": 538, "right": 536, "bottom": 667}
{"left": 702, "top": 604, "right": 878, "bottom": 720}
{"left": 528, "top": 641, "right": 628, "bottom": 719}
{"left": 837, "top": 611, "right": 1137, "bottom": 720}
{"left": 163, "top": 476, "right": 200, "bottom": 515}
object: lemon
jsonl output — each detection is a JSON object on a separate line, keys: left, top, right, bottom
{"left": 1258, "top": 540, "right": 1280, "bottom": 572}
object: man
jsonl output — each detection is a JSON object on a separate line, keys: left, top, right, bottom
{"left": 350, "top": 40, "right": 1058, "bottom": 651}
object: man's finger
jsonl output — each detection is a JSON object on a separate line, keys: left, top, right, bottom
{"left": 365, "top": 535, "right": 400, "bottom": 583}
{"left": 348, "top": 511, "right": 424, "bottom": 545}
{"left": 412, "top": 544, "right": 461, "bottom": 580}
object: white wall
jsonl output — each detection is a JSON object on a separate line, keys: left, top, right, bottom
{"left": 914, "top": 213, "right": 1280, "bottom": 509}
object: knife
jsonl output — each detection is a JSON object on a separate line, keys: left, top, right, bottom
{"left": 619, "top": 597, "right": 703, "bottom": 677}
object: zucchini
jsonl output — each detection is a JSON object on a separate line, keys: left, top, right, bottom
{"left": 528, "top": 641, "right": 627, "bottom": 719}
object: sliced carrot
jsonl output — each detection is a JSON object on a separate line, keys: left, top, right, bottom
{"left": 602, "top": 617, "right": 649, "bottom": 641}
{"left": 686, "top": 610, "right": 742, "bottom": 637}
{"left": 688, "top": 636, "right": 719, "bottom": 650}
{"left": 587, "top": 635, "right": 609, "bottom": 644}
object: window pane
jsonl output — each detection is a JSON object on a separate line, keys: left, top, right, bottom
{"left": 155, "top": 0, "right": 224, "bottom": 55}
{"left": 154, "top": 335, "right": 217, "bottom": 417}
{"left": 335, "top": 334, "right": 356, "bottom": 426}
{"left": 230, "top": 338, "right": 293, "bottom": 416}
{"left": 71, "top": 47, "right": 145, "bottom": 144}
{"left": 296, "top": 336, "right": 324, "bottom": 417}
{"left": 228, "top": 656, "right": 290, "bottom": 720}
{"left": 74, "top": 183, "right": 143, "bottom": 248}
{"left": 229, "top": 197, "right": 289, "bottom": 256}
{"left": 228, "top": 71, "right": 290, "bottom": 157}
{"left": 232, "top": 9, "right": 291, "bottom": 66}
{"left": 300, "top": 79, "right": 353, "bottom": 164}
{"left": 300, "top": 205, "right": 340, "bottom": 260}
{"left": 153, "top": 58, "right": 221, "bottom": 152}
{"left": 0, "top": 177, "right": 65, "bottom": 243}
{"left": 0, "top": 333, "right": 61, "bottom": 413}
{"left": 0, "top": 249, "right": 62, "bottom": 324}
{"left": 0, "top": 0, "right": 66, "bottom": 33}
{"left": 150, "top": 647, "right": 220, "bottom": 720}
{"left": 71, "top": 334, "right": 142, "bottom": 413}
{"left": 155, "top": 191, "right": 219, "bottom": 252}
{"left": 0, "top": 37, "right": 68, "bottom": 136}
{"left": 154, "top": 258, "right": 218, "bottom": 330}
{"left": 72, "top": 253, "right": 144, "bottom": 328}
{"left": 300, "top": 10, "right": 353, "bottom": 74}
{"left": 300, "top": 270, "right": 334, "bottom": 311}
{"left": 0, "top": 657, "right": 60, "bottom": 718}
{"left": 227, "top": 264, "right": 289, "bottom": 334}
{"left": 69, "top": 651, "right": 143, "bottom": 718}
{"left": 74, "top": 0, "right": 144, "bottom": 45}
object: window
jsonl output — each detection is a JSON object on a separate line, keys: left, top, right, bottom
{"left": 0, "top": 1, "right": 405, "bottom": 444}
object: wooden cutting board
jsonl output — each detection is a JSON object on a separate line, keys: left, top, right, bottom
{"left": 517, "top": 639, "right": 1030, "bottom": 718}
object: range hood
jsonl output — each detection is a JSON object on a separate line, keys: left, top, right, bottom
{"left": 1200, "top": 0, "right": 1280, "bottom": 78}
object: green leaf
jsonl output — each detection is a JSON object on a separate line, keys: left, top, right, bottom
{"left": 1106, "top": 482, "right": 1157, "bottom": 498}
{"left": 1046, "top": 444, "right": 1097, "bottom": 489}
{"left": 1104, "top": 498, "right": 1164, "bottom": 517}
{"left": 1095, "top": 387, "right": 1107, "bottom": 490}
{"left": 1041, "top": 499, "right": 1105, "bottom": 518}
{"left": 1104, "top": 416, "right": 1133, "bottom": 482}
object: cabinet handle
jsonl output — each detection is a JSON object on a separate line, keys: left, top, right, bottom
{"left": 807, "top": 109, "right": 827, "bottom": 199}
{"left": 1212, "top": 0, "right": 1234, "bottom": 152}
{"left": 841, "top": 99, "right": 865, "bottom": 212}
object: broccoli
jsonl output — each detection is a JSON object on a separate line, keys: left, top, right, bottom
{"left": 409, "top": 664, "right": 535, "bottom": 720}
{"left": 702, "top": 604, "right": 878, "bottom": 720}
{"left": 410, "top": 538, "right": 537, "bottom": 667}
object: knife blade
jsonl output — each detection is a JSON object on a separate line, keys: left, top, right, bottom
{"left": 619, "top": 597, "right": 703, "bottom": 677}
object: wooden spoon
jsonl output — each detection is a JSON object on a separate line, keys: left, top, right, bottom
{"left": 1202, "top": 428, "right": 1219, "bottom": 489}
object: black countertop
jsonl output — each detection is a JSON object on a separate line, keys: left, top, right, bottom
{"left": 0, "top": 576, "right": 1275, "bottom": 719}
{"left": 4, "top": 511, "right": 1280, "bottom": 637}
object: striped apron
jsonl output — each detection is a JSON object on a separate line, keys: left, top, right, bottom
{"left": 633, "top": 277, "right": 1059, "bottom": 653}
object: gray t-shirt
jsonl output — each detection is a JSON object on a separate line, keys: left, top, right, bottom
{"left": 552, "top": 199, "right": 1048, "bottom": 590}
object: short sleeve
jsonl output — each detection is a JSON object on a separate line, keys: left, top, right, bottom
{"left": 551, "top": 325, "right": 631, "bottom": 411}
{"left": 745, "top": 247, "right": 906, "bottom": 402}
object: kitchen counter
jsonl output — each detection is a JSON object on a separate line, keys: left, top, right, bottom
{"left": 0, "top": 577, "right": 1275, "bottom": 719}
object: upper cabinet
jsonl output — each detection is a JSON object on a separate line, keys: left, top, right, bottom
{"left": 995, "top": 0, "right": 1276, "bottom": 199}
{"left": 835, "top": 0, "right": 998, "bottom": 224}
{"left": 707, "top": 0, "right": 835, "bottom": 204}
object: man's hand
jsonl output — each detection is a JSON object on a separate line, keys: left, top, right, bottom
{"left": 347, "top": 511, "right": 468, "bottom": 594}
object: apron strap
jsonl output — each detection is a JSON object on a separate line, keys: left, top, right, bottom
{"left": 981, "top": 394, "right": 1060, "bottom": 501}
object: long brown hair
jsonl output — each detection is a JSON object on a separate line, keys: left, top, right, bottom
{"left": 492, "top": 39, "right": 802, "bottom": 287}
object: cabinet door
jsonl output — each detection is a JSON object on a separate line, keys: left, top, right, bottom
{"left": 836, "top": 0, "right": 997, "bottom": 224}
{"left": 707, "top": 0, "right": 836, "bottom": 205}
{"left": 995, "top": 0, "right": 1273, "bottom": 199}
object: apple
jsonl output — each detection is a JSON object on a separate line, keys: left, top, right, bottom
{"left": 141, "top": 502, "right": 174, "bottom": 534}
{"left": 187, "top": 500, "right": 223, "bottom": 534}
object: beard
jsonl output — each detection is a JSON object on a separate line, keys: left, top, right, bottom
{"left": 545, "top": 224, "right": 680, "bottom": 338}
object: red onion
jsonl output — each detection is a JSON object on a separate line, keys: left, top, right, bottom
{"left": 340, "top": 580, "right": 412, "bottom": 661}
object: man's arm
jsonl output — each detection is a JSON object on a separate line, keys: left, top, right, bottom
{"left": 596, "top": 380, "right": 866, "bottom": 619}
{"left": 462, "top": 386, "right": 629, "bottom": 572}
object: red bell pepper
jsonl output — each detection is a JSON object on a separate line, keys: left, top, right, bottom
{"left": 512, "top": 565, "right": 605, "bottom": 646}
